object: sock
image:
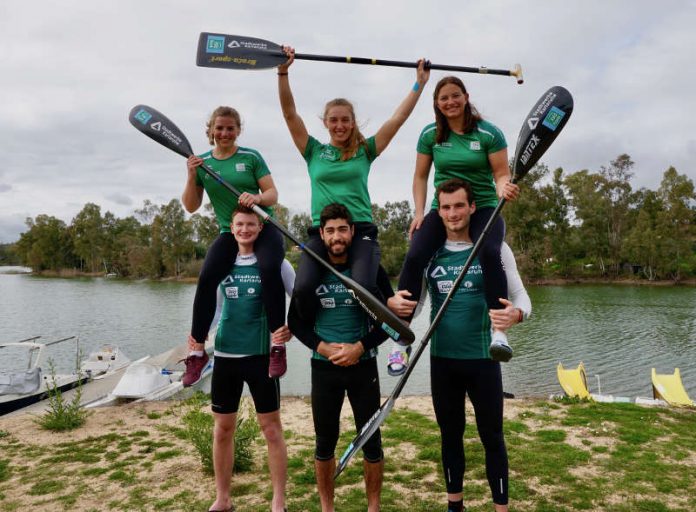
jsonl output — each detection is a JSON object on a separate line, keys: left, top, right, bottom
{"left": 189, "top": 350, "right": 204, "bottom": 357}
{"left": 492, "top": 330, "right": 509, "bottom": 347}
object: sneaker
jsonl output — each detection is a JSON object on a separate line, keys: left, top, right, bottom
{"left": 182, "top": 352, "right": 210, "bottom": 387}
{"left": 387, "top": 345, "right": 412, "bottom": 377}
{"left": 489, "top": 331, "right": 513, "bottom": 362}
{"left": 269, "top": 344, "right": 287, "bottom": 379}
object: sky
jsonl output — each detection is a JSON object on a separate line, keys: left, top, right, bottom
{"left": 1, "top": 0, "right": 695, "bottom": 243}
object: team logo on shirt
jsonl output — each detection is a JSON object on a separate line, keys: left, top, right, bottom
{"left": 225, "top": 287, "right": 239, "bottom": 299}
{"left": 247, "top": 288, "right": 255, "bottom": 294}
{"left": 464, "top": 281, "right": 473, "bottom": 289}
{"left": 315, "top": 284, "right": 329, "bottom": 296}
{"left": 344, "top": 298, "right": 353, "bottom": 305}
{"left": 235, "top": 163, "right": 247, "bottom": 172}
{"left": 430, "top": 266, "right": 447, "bottom": 278}
{"left": 221, "top": 275, "right": 234, "bottom": 285}
{"left": 469, "top": 141, "right": 481, "bottom": 150}
{"left": 437, "top": 280, "right": 453, "bottom": 293}
{"left": 319, "top": 148, "right": 338, "bottom": 161}
{"left": 320, "top": 298, "right": 336, "bottom": 308}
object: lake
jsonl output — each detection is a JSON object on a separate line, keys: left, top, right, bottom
{"left": 1, "top": 268, "right": 695, "bottom": 399}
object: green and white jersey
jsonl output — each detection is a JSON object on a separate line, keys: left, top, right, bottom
{"left": 195, "top": 147, "right": 273, "bottom": 233}
{"left": 417, "top": 120, "right": 507, "bottom": 209}
{"left": 426, "top": 243, "right": 491, "bottom": 359}
{"left": 312, "top": 268, "right": 378, "bottom": 362}
{"left": 213, "top": 255, "right": 295, "bottom": 357}
{"left": 303, "top": 135, "right": 378, "bottom": 226}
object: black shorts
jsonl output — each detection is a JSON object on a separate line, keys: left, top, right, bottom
{"left": 311, "top": 357, "right": 383, "bottom": 463}
{"left": 211, "top": 355, "right": 280, "bottom": 414}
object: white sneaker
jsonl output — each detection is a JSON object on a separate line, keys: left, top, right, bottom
{"left": 489, "top": 331, "right": 513, "bottom": 362}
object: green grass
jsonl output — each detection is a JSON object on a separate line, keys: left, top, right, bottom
{"left": 1, "top": 397, "right": 694, "bottom": 511}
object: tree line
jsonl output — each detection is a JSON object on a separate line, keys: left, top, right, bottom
{"left": 5, "top": 154, "right": 696, "bottom": 282}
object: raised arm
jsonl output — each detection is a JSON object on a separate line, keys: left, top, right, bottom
{"left": 373, "top": 59, "right": 430, "bottom": 155}
{"left": 277, "top": 46, "right": 309, "bottom": 154}
{"left": 182, "top": 155, "right": 205, "bottom": 213}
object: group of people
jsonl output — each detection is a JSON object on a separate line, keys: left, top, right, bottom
{"left": 179, "top": 46, "right": 531, "bottom": 512}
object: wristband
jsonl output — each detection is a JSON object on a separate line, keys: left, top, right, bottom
{"left": 277, "top": 72, "right": 288, "bottom": 76}
{"left": 412, "top": 82, "right": 420, "bottom": 92}
{"left": 516, "top": 309, "right": 524, "bottom": 323}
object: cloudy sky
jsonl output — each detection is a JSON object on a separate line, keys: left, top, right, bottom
{"left": 1, "top": 0, "right": 694, "bottom": 242}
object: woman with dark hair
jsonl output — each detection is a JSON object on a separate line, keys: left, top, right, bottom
{"left": 276, "top": 46, "right": 429, "bottom": 323}
{"left": 181, "top": 106, "right": 287, "bottom": 386}
{"left": 387, "top": 76, "right": 520, "bottom": 375}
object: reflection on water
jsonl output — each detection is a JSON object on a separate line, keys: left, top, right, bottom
{"left": 1, "top": 271, "right": 695, "bottom": 398}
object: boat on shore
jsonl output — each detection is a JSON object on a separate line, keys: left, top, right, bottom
{"left": 0, "top": 336, "right": 90, "bottom": 416}
{"left": 84, "top": 343, "right": 213, "bottom": 408}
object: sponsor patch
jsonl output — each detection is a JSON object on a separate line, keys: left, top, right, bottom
{"left": 315, "top": 284, "right": 329, "bottom": 296}
{"left": 247, "top": 288, "right": 255, "bottom": 294}
{"left": 235, "top": 163, "right": 246, "bottom": 172}
{"left": 542, "top": 106, "right": 565, "bottom": 131}
{"left": 320, "top": 298, "right": 336, "bottom": 308}
{"left": 344, "top": 298, "right": 353, "bottom": 305}
{"left": 437, "top": 280, "right": 453, "bottom": 293}
{"left": 206, "top": 35, "right": 225, "bottom": 54}
{"left": 134, "top": 109, "right": 152, "bottom": 125}
{"left": 469, "top": 141, "right": 481, "bottom": 150}
{"left": 430, "top": 265, "right": 447, "bottom": 278}
{"left": 464, "top": 281, "right": 473, "bottom": 289}
{"left": 225, "top": 287, "right": 239, "bottom": 299}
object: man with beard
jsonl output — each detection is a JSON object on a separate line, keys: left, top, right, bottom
{"left": 288, "top": 203, "right": 392, "bottom": 512}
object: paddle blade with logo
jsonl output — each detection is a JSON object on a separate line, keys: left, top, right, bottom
{"left": 128, "top": 105, "right": 195, "bottom": 158}
{"left": 512, "top": 86, "right": 573, "bottom": 179}
{"left": 196, "top": 33, "right": 285, "bottom": 70}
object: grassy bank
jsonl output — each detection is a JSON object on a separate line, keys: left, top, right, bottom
{"left": 0, "top": 397, "right": 694, "bottom": 511}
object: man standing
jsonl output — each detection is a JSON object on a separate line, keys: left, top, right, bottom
{"left": 389, "top": 178, "right": 531, "bottom": 512}
{"left": 207, "top": 206, "right": 294, "bottom": 512}
{"left": 288, "top": 203, "right": 392, "bottom": 512}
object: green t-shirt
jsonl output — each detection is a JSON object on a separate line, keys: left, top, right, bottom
{"left": 195, "top": 147, "right": 273, "bottom": 233}
{"left": 312, "top": 269, "right": 378, "bottom": 361}
{"left": 426, "top": 244, "right": 492, "bottom": 359}
{"left": 417, "top": 120, "right": 507, "bottom": 209}
{"left": 214, "top": 262, "right": 269, "bottom": 355}
{"left": 303, "top": 135, "right": 378, "bottom": 225}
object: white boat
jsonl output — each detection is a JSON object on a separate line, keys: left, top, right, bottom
{"left": 85, "top": 344, "right": 213, "bottom": 408}
{"left": 80, "top": 344, "right": 131, "bottom": 378}
{"left": 0, "top": 336, "right": 89, "bottom": 416}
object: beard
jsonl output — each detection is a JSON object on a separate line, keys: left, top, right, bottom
{"left": 327, "top": 240, "right": 350, "bottom": 257}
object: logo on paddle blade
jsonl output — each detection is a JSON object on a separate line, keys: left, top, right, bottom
{"left": 206, "top": 35, "right": 225, "bottom": 54}
{"left": 527, "top": 117, "right": 539, "bottom": 130}
{"left": 542, "top": 106, "right": 565, "bottom": 131}
{"left": 134, "top": 109, "right": 152, "bottom": 125}
{"left": 150, "top": 121, "right": 161, "bottom": 132}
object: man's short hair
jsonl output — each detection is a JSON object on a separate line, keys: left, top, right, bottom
{"left": 319, "top": 203, "right": 353, "bottom": 228}
{"left": 231, "top": 205, "right": 262, "bottom": 223}
{"left": 436, "top": 178, "right": 475, "bottom": 205}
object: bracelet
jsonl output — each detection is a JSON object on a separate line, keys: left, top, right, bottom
{"left": 277, "top": 72, "right": 288, "bottom": 76}
{"left": 516, "top": 309, "right": 524, "bottom": 323}
{"left": 412, "top": 82, "right": 420, "bottom": 92}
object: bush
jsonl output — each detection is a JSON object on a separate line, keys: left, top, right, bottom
{"left": 35, "top": 360, "right": 87, "bottom": 431}
{"left": 181, "top": 397, "right": 260, "bottom": 475}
